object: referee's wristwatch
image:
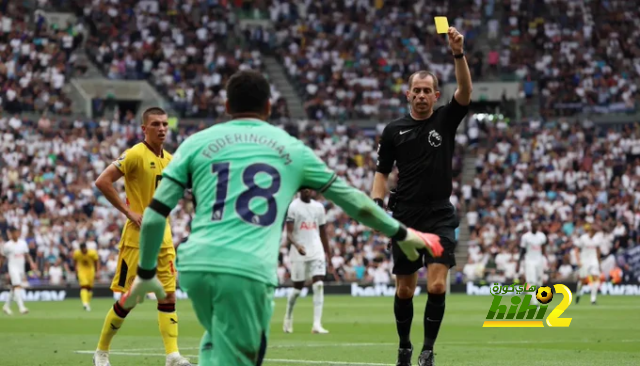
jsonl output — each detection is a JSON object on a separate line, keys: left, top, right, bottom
{"left": 453, "top": 52, "right": 465, "bottom": 59}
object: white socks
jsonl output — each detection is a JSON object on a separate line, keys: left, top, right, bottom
{"left": 5, "top": 288, "right": 26, "bottom": 311}
{"left": 576, "top": 281, "right": 583, "bottom": 299}
{"left": 14, "top": 288, "right": 26, "bottom": 311}
{"left": 285, "top": 288, "right": 301, "bottom": 320}
{"left": 591, "top": 281, "right": 599, "bottom": 303}
{"left": 312, "top": 281, "right": 324, "bottom": 327}
{"left": 4, "top": 288, "right": 12, "bottom": 308}
{"left": 284, "top": 282, "right": 325, "bottom": 328}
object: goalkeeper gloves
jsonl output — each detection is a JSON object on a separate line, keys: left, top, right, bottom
{"left": 397, "top": 229, "right": 444, "bottom": 261}
{"left": 122, "top": 270, "right": 167, "bottom": 309}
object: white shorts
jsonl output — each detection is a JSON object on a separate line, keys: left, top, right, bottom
{"left": 579, "top": 262, "right": 601, "bottom": 279}
{"left": 8, "top": 268, "right": 25, "bottom": 286}
{"left": 290, "top": 259, "right": 326, "bottom": 283}
{"left": 524, "top": 261, "right": 544, "bottom": 285}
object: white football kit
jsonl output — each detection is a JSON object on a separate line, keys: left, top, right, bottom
{"left": 520, "top": 231, "right": 547, "bottom": 285}
{"left": 577, "top": 233, "right": 601, "bottom": 278}
{"left": 286, "top": 198, "right": 327, "bottom": 282}
{"left": 3, "top": 239, "right": 29, "bottom": 286}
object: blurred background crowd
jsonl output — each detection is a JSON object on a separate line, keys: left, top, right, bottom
{"left": 1, "top": 0, "right": 640, "bottom": 288}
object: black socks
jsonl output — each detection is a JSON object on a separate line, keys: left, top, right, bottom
{"left": 422, "top": 292, "right": 446, "bottom": 351}
{"left": 394, "top": 294, "right": 414, "bottom": 349}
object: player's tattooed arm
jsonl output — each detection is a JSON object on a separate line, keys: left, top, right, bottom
{"left": 137, "top": 178, "right": 185, "bottom": 276}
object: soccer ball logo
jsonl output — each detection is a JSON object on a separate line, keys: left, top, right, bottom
{"left": 536, "top": 286, "right": 553, "bottom": 304}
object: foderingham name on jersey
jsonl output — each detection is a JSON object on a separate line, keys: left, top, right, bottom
{"left": 200, "top": 133, "right": 293, "bottom": 165}
{"left": 167, "top": 119, "right": 338, "bottom": 287}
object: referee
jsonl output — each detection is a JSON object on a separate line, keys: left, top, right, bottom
{"left": 371, "top": 27, "right": 472, "bottom": 366}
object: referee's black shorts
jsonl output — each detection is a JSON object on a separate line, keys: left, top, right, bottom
{"left": 390, "top": 199, "right": 459, "bottom": 275}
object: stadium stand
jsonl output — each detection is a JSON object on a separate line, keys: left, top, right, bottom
{"left": 497, "top": 0, "right": 639, "bottom": 117}
{"left": 269, "top": 0, "right": 486, "bottom": 120}
{"left": 459, "top": 117, "right": 640, "bottom": 285}
{"left": 79, "top": 0, "right": 288, "bottom": 120}
{"left": 0, "top": 1, "right": 85, "bottom": 115}
{"left": 2, "top": 0, "right": 640, "bottom": 289}
{"left": 0, "top": 113, "right": 466, "bottom": 285}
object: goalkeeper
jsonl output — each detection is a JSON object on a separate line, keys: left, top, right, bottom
{"left": 122, "top": 70, "right": 443, "bottom": 366}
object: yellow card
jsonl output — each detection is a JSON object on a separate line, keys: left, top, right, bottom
{"left": 434, "top": 17, "right": 449, "bottom": 34}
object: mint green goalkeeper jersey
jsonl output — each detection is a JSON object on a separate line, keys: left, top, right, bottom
{"left": 162, "top": 119, "right": 337, "bottom": 286}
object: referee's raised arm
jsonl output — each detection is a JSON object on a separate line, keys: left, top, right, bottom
{"left": 373, "top": 26, "right": 472, "bottom": 366}
{"left": 449, "top": 26, "right": 473, "bottom": 106}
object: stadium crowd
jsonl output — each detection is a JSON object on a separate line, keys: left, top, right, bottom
{"left": 0, "top": 112, "right": 467, "bottom": 287}
{"left": 78, "top": 0, "right": 289, "bottom": 120}
{"left": 5, "top": 110, "right": 638, "bottom": 288}
{"left": 248, "top": 0, "right": 640, "bottom": 120}
{"left": 265, "top": 0, "right": 485, "bottom": 121}
{"left": 3, "top": 0, "right": 640, "bottom": 288}
{"left": 497, "top": 0, "right": 639, "bottom": 117}
{"left": 0, "top": 1, "right": 86, "bottom": 116}
{"left": 460, "top": 117, "right": 640, "bottom": 285}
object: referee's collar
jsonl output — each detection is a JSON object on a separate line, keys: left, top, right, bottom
{"left": 409, "top": 111, "right": 434, "bottom": 121}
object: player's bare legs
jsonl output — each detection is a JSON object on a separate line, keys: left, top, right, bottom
{"left": 418, "top": 263, "right": 448, "bottom": 366}
{"left": 394, "top": 272, "right": 418, "bottom": 366}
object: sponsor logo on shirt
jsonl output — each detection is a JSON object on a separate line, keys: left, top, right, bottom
{"left": 300, "top": 222, "right": 318, "bottom": 230}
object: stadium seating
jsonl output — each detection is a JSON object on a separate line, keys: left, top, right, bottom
{"left": 0, "top": 113, "right": 466, "bottom": 285}
{"left": 497, "top": 0, "right": 639, "bottom": 117}
{"left": 79, "top": 0, "right": 287, "bottom": 119}
{"left": 3, "top": 0, "right": 640, "bottom": 288}
{"left": 0, "top": 2, "right": 85, "bottom": 115}
{"left": 461, "top": 117, "right": 640, "bottom": 284}
{"left": 270, "top": 0, "right": 485, "bottom": 120}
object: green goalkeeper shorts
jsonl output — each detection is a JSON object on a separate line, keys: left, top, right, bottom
{"left": 179, "top": 271, "right": 275, "bottom": 366}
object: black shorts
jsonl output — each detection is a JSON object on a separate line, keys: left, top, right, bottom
{"left": 390, "top": 200, "right": 459, "bottom": 275}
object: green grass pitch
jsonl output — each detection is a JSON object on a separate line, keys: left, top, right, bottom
{"left": 0, "top": 294, "right": 638, "bottom": 365}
